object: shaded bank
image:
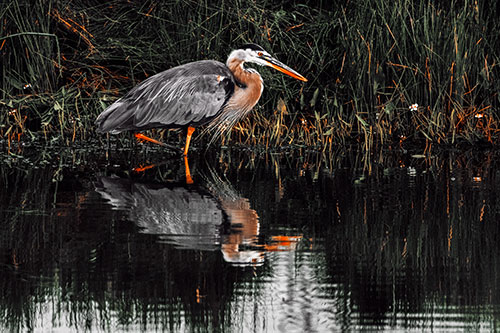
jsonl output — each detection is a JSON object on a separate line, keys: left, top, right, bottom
{"left": 1, "top": 0, "right": 498, "bottom": 150}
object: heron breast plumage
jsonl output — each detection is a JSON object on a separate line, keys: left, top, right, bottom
{"left": 204, "top": 57, "right": 263, "bottom": 135}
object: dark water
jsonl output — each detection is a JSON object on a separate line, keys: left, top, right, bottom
{"left": 1, "top": 145, "right": 500, "bottom": 332}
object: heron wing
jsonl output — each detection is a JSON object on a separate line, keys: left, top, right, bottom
{"left": 96, "top": 60, "right": 234, "bottom": 133}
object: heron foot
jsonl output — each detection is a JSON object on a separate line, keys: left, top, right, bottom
{"left": 134, "top": 133, "right": 182, "bottom": 153}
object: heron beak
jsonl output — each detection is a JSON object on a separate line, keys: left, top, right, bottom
{"left": 262, "top": 55, "right": 308, "bottom": 82}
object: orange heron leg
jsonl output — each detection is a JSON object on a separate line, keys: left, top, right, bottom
{"left": 135, "top": 133, "right": 182, "bottom": 152}
{"left": 183, "top": 126, "right": 195, "bottom": 156}
{"left": 135, "top": 133, "right": 167, "bottom": 146}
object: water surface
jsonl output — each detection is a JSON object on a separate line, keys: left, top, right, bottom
{"left": 1, "top": 146, "right": 500, "bottom": 331}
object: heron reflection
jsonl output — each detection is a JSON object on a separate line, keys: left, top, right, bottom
{"left": 95, "top": 163, "right": 300, "bottom": 266}
{"left": 95, "top": 43, "right": 307, "bottom": 155}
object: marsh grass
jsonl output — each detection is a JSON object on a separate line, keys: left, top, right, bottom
{"left": 0, "top": 0, "right": 498, "bottom": 151}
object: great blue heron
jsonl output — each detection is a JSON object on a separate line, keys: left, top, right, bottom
{"left": 95, "top": 43, "right": 307, "bottom": 155}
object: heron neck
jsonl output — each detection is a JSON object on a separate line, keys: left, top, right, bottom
{"left": 224, "top": 59, "right": 263, "bottom": 114}
{"left": 227, "top": 59, "right": 262, "bottom": 89}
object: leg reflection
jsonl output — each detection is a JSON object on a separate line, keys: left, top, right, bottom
{"left": 184, "top": 155, "right": 193, "bottom": 185}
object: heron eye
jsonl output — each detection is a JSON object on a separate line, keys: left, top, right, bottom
{"left": 257, "top": 52, "right": 263, "bottom": 57}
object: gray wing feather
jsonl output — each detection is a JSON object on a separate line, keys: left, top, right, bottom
{"left": 96, "top": 60, "right": 233, "bottom": 133}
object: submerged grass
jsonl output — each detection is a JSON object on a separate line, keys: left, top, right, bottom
{"left": 0, "top": 0, "right": 498, "bottom": 151}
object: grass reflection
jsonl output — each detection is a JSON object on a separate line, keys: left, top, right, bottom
{"left": 1, "top": 147, "right": 500, "bottom": 330}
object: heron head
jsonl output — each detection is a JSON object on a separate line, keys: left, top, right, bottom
{"left": 228, "top": 43, "right": 308, "bottom": 82}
